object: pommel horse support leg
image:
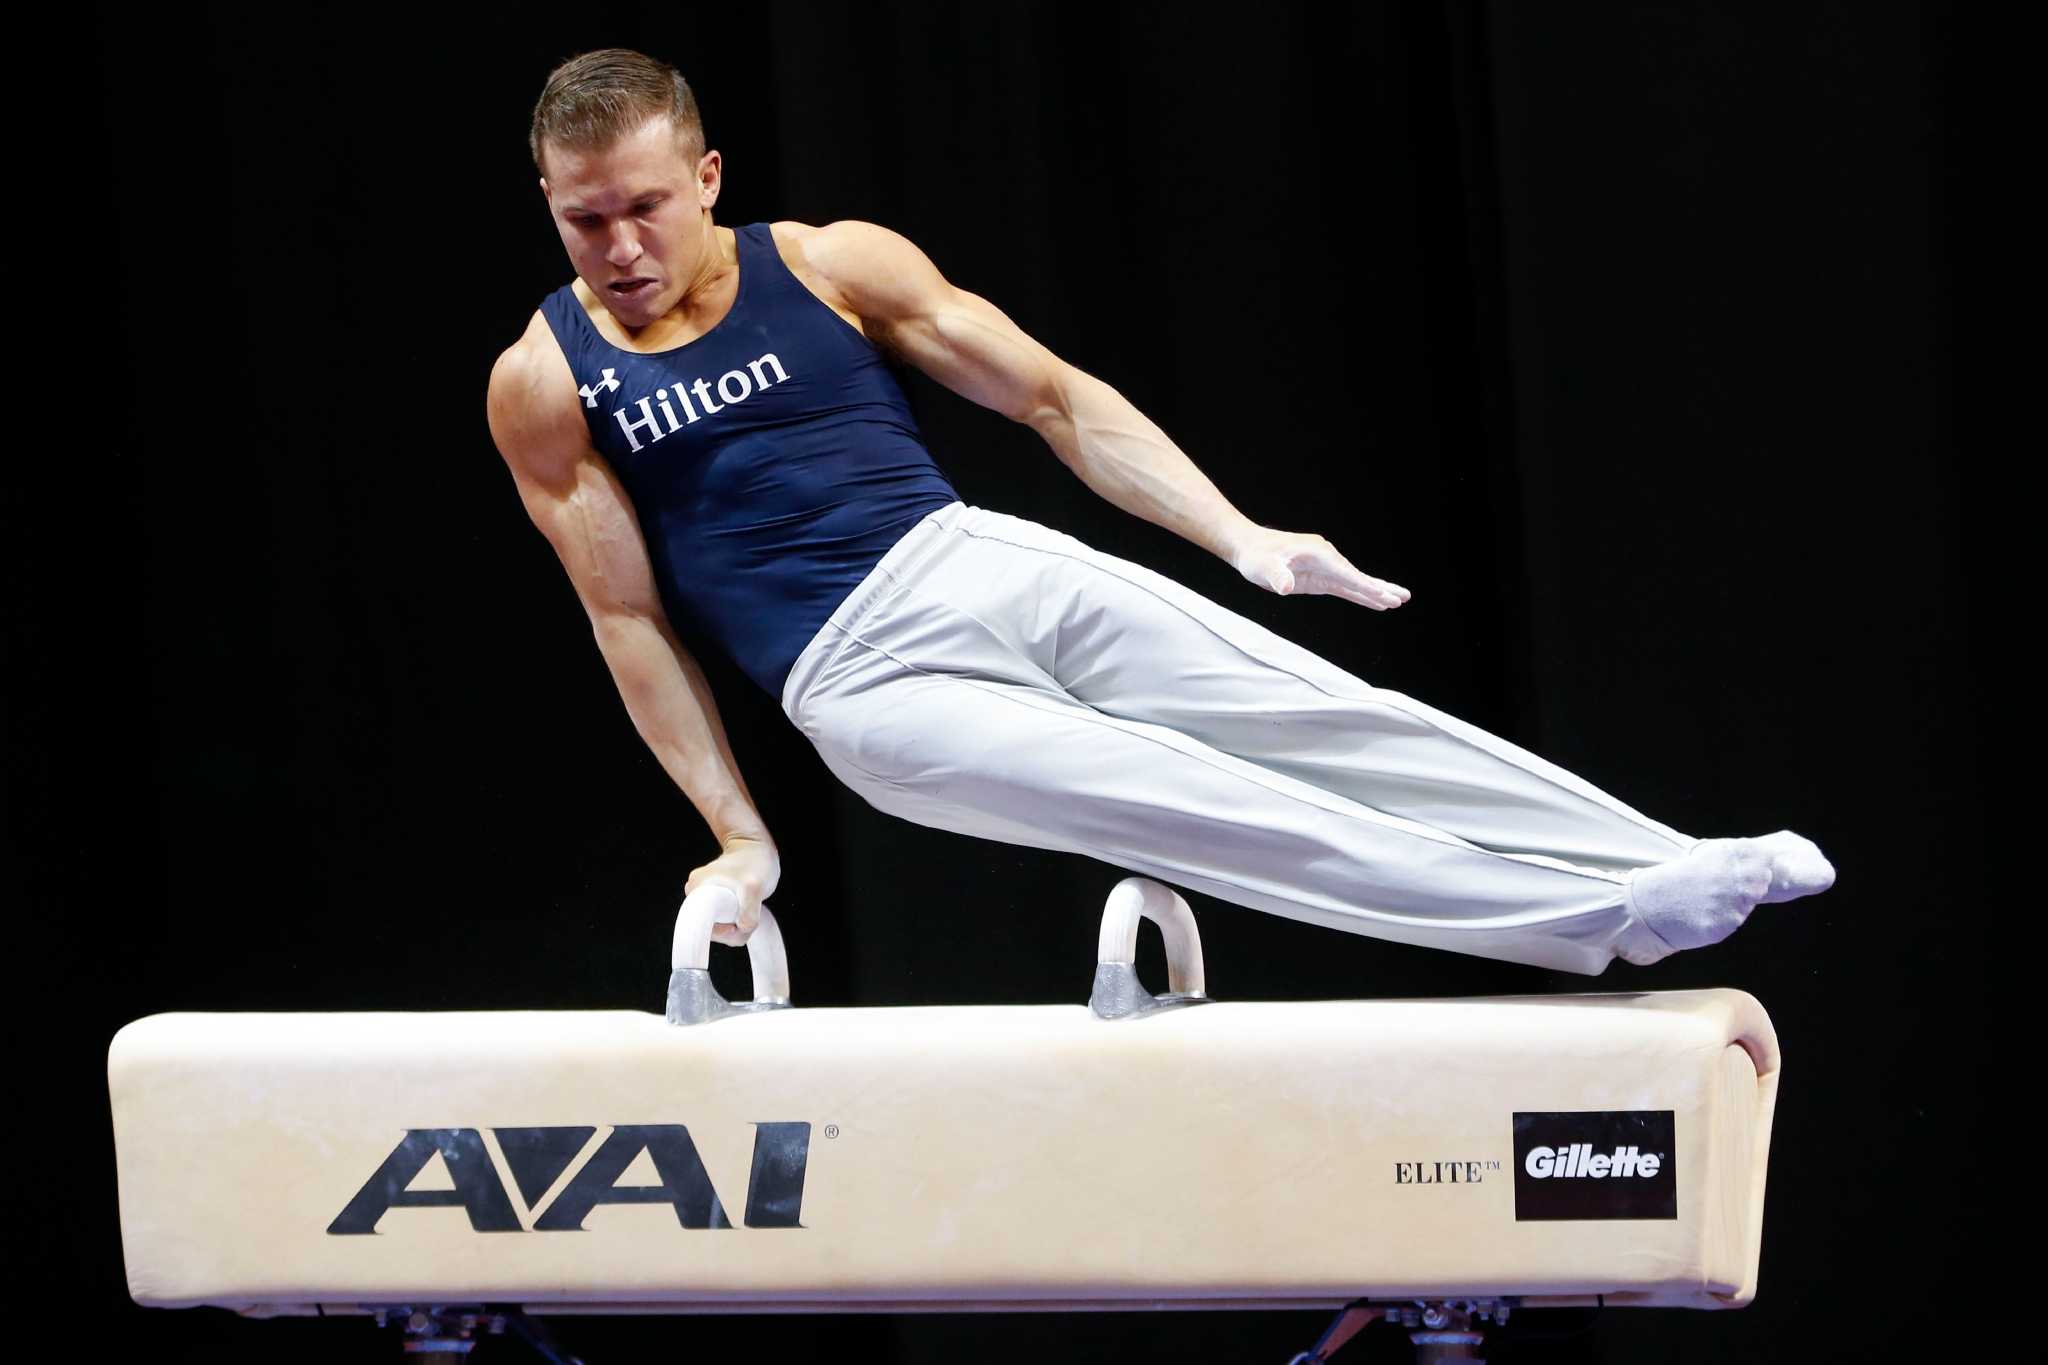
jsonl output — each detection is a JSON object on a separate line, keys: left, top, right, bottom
{"left": 108, "top": 878, "right": 1781, "bottom": 1363}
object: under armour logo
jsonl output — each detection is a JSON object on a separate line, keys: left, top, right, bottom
{"left": 579, "top": 368, "right": 622, "bottom": 409}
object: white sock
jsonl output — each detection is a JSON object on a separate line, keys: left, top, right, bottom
{"left": 1630, "top": 830, "right": 1835, "bottom": 952}
{"left": 1751, "top": 829, "right": 1838, "bottom": 904}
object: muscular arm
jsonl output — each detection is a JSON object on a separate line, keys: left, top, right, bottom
{"left": 485, "top": 322, "right": 778, "bottom": 937}
{"left": 806, "top": 219, "right": 1261, "bottom": 566}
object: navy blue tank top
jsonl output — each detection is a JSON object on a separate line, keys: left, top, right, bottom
{"left": 538, "top": 222, "right": 961, "bottom": 700}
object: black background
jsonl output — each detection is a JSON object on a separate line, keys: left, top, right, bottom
{"left": 15, "top": 2, "right": 1982, "bottom": 1360}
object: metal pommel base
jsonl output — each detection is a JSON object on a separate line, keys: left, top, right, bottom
{"left": 664, "top": 968, "right": 795, "bottom": 1026}
{"left": 1088, "top": 961, "right": 1212, "bottom": 1020}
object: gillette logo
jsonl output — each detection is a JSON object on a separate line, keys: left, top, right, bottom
{"left": 1522, "top": 1143, "right": 1664, "bottom": 1179}
{"left": 1512, "top": 1111, "right": 1677, "bottom": 1220}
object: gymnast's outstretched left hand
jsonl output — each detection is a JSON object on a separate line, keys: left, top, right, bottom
{"left": 1228, "top": 526, "right": 1411, "bottom": 610}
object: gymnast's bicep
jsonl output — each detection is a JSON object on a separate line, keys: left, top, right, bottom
{"left": 486, "top": 337, "right": 669, "bottom": 628}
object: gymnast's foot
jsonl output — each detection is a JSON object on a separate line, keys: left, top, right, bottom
{"left": 1629, "top": 831, "right": 1836, "bottom": 952}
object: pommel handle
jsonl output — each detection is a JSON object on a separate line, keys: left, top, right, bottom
{"left": 666, "top": 883, "right": 793, "bottom": 1026}
{"left": 1090, "top": 876, "right": 1213, "bottom": 1020}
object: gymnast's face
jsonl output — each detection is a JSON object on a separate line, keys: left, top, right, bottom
{"left": 539, "top": 114, "right": 722, "bottom": 328}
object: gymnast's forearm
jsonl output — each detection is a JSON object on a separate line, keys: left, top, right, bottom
{"left": 1029, "top": 365, "right": 1261, "bottom": 565}
{"left": 589, "top": 611, "right": 776, "bottom": 852}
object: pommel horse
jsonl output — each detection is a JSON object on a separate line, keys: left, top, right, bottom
{"left": 107, "top": 878, "right": 1781, "bottom": 1362}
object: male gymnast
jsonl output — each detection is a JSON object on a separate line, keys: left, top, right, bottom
{"left": 485, "top": 49, "right": 1835, "bottom": 976}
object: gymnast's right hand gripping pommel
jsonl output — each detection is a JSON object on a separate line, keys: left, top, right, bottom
{"left": 685, "top": 836, "right": 782, "bottom": 947}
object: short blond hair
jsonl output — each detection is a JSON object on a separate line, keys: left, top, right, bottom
{"left": 529, "top": 48, "right": 705, "bottom": 179}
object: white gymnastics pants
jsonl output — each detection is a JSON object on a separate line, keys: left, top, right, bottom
{"left": 779, "top": 501, "right": 1697, "bottom": 974}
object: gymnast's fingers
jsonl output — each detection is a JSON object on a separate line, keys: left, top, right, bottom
{"left": 707, "top": 887, "right": 761, "bottom": 947}
{"left": 1302, "top": 545, "right": 1410, "bottom": 609}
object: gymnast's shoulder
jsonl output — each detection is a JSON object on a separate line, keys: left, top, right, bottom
{"left": 765, "top": 217, "right": 930, "bottom": 274}
{"left": 769, "top": 218, "right": 960, "bottom": 316}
